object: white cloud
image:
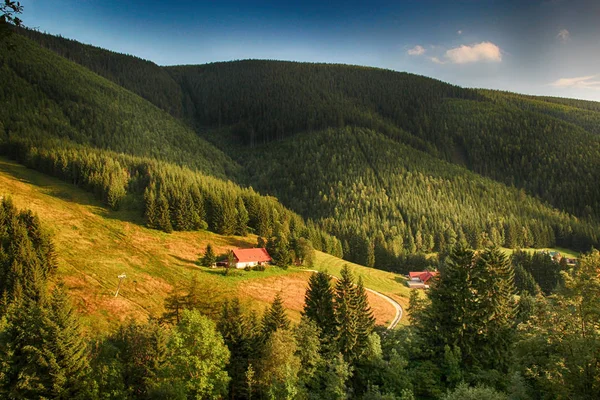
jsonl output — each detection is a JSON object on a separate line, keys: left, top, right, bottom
{"left": 457, "top": 30, "right": 463, "bottom": 35}
{"left": 557, "top": 29, "right": 570, "bottom": 43}
{"left": 443, "top": 42, "right": 502, "bottom": 64}
{"left": 549, "top": 75, "right": 600, "bottom": 89}
{"left": 430, "top": 57, "right": 445, "bottom": 65}
{"left": 407, "top": 45, "right": 426, "bottom": 56}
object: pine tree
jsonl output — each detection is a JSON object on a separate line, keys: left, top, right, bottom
{"left": 156, "top": 192, "right": 173, "bottom": 233}
{"left": 354, "top": 277, "right": 375, "bottom": 359}
{"left": 0, "top": 281, "right": 93, "bottom": 399}
{"left": 236, "top": 197, "right": 249, "bottom": 236}
{"left": 218, "top": 299, "right": 262, "bottom": 399}
{"left": 335, "top": 265, "right": 359, "bottom": 362}
{"left": 261, "top": 292, "right": 290, "bottom": 338}
{"left": 303, "top": 271, "right": 337, "bottom": 341}
{"left": 200, "top": 243, "right": 216, "bottom": 267}
{"left": 44, "top": 284, "right": 93, "bottom": 398}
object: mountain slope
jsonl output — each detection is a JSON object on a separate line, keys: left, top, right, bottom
{"left": 0, "top": 33, "right": 239, "bottom": 179}
{"left": 0, "top": 157, "right": 403, "bottom": 331}
{"left": 236, "top": 127, "right": 599, "bottom": 267}
{"left": 20, "top": 29, "right": 600, "bottom": 220}
{"left": 8, "top": 28, "right": 600, "bottom": 269}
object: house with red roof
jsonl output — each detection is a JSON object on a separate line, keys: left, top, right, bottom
{"left": 407, "top": 270, "right": 438, "bottom": 289}
{"left": 232, "top": 248, "right": 272, "bottom": 269}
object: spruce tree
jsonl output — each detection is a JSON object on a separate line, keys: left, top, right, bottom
{"left": 0, "top": 281, "right": 93, "bottom": 399}
{"left": 303, "top": 271, "right": 337, "bottom": 340}
{"left": 261, "top": 292, "right": 290, "bottom": 338}
{"left": 200, "top": 243, "right": 216, "bottom": 267}
{"left": 218, "top": 299, "right": 261, "bottom": 399}
{"left": 354, "top": 277, "right": 376, "bottom": 359}
{"left": 156, "top": 192, "right": 173, "bottom": 233}
{"left": 236, "top": 197, "right": 249, "bottom": 236}
{"left": 334, "top": 265, "right": 359, "bottom": 362}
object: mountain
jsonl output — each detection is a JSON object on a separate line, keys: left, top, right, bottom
{"left": 0, "top": 32, "right": 342, "bottom": 258}
{"left": 5, "top": 28, "right": 600, "bottom": 270}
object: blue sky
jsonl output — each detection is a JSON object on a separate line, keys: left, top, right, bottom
{"left": 19, "top": 0, "right": 600, "bottom": 101}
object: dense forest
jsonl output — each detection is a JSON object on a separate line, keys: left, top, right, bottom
{"left": 239, "top": 127, "right": 600, "bottom": 268}
{"left": 4, "top": 29, "right": 600, "bottom": 270}
{"left": 2, "top": 200, "right": 599, "bottom": 399}
{"left": 0, "top": 33, "right": 343, "bottom": 258}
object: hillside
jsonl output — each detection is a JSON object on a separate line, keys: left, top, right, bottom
{"left": 0, "top": 157, "right": 404, "bottom": 332}
{"left": 0, "top": 33, "right": 239, "bottom": 179}
{"left": 234, "top": 127, "right": 599, "bottom": 269}
{"left": 7, "top": 28, "right": 600, "bottom": 270}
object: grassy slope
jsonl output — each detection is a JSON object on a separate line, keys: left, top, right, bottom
{"left": 0, "top": 157, "right": 404, "bottom": 332}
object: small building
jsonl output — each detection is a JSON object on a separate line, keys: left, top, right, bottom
{"left": 407, "top": 271, "right": 438, "bottom": 289}
{"left": 564, "top": 258, "right": 577, "bottom": 266}
{"left": 232, "top": 248, "right": 272, "bottom": 269}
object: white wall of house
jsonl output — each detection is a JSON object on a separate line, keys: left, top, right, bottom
{"left": 235, "top": 261, "right": 257, "bottom": 269}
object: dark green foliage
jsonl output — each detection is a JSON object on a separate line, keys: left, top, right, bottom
{"left": 200, "top": 243, "right": 217, "bottom": 267}
{"left": 355, "top": 277, "right": 376, "bottom": 357}
{"left": 412, "top": 246, "right": 517, "bottom": 381}
{"left": 17, "top": 27, "right": 188, "bottom": 118}
{"left": 0, "top": 33, "right": 239, "bottom": 180}
{"left": 513, "top": 262, "right": 540, "bottom": 296}
{"left": 512, "top": 250, "right": 564, "bottom": 294}
{"left": 0, "top": 202, "right": 91, "bottom": 399}
{"left": 101, "top": 319, "right": 169, "bottom": 399}
{"left": 334, "top": 265, "right": 375, "bottom": 363}
{"left": 303, "top": 271, "right": 337, "bottom": 341}
{"left": 236, "top": 197, "right": 250, "bottom": 236}
{"left": 239, "top": 127, "right": 599, "bottom": 267}
{"left": 0, "top": 284, "right": 93, "bottom": 399}
{"left": 0, "top": 197, "right": 57, "bottom": 305}
{"left": 513, "top": 250, "right": 600, "bottom": 399}
{"left": 261, "top": 292, "right": 290, "bottom": 338}
{"left": 217, "top": 299, "right": 262, "bottom": 400}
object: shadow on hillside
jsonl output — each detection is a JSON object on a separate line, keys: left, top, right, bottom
{"left": 394, "top": 276, "right": 408, "bottom": 286}
{"left": 0, "top": 157, "right": 148, "bottom": 225}
{"left": 224, "top": 236, "right": 259, "bottom": 249}
{"left": 171, "top": 254, "right": 198, "bottom": 267}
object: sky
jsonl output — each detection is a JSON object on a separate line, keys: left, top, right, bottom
{"left": 17, "top": 0, "right": 600, "bottom": 101}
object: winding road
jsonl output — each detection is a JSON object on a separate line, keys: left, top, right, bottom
{"left": 302, "top": 270, "right": 403, "bottom": 330}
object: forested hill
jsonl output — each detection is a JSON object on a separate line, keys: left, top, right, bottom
{"left": 7, "top": 28, "right": 600, "bottom": 268}
{"left": 0, "top": 33, "right": 343, "bottom": 258}
{"left": 0, "top": 32, "right": 239, "bottom": 179}
{"left": 19, "top": 28, "right": 600, "bottom": 223}
{"left": 17, "top": 27, "right": 188, "bottom": 118}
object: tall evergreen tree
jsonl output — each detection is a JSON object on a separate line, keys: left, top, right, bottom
{"left": 236, "top": 197, "right": 249, "bottom": 236}
{"left": 261, "top": 292, "right": 290, "bottom": 338}
{"left": 335, "top": 265, "right": 359, "bottom": 362}
{"left": 354, "top": 277, "right": 376, "bottom": 359}
{"left": 303, "top": 271, "right": 337, "bottom": 341}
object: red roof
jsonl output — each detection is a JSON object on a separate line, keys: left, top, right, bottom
{"left": 232, "top": 248, "right": 272, "bottom": 263}
{"left": 409, "top": 271, "right": 438, "bottom": 283}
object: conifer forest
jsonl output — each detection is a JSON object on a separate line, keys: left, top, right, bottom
{"left": 2, "top": 3, "right": 600, "bottom": 398}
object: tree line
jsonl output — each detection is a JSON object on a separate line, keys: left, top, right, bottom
{"left": 240, "top": 127, "right": 600, "bottom": 268}
{"left": 2, "top": 198, "right": 600, "bottom": 399}
{"left": 2, "top": 136, "right": 343, "bottom": 258}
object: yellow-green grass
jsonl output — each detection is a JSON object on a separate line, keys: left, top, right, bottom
{"left": 499, "top": 247, "right": 580, "bottom": 259}
{"left": 0, "top": 157, "right": 406, "bottom": 331}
